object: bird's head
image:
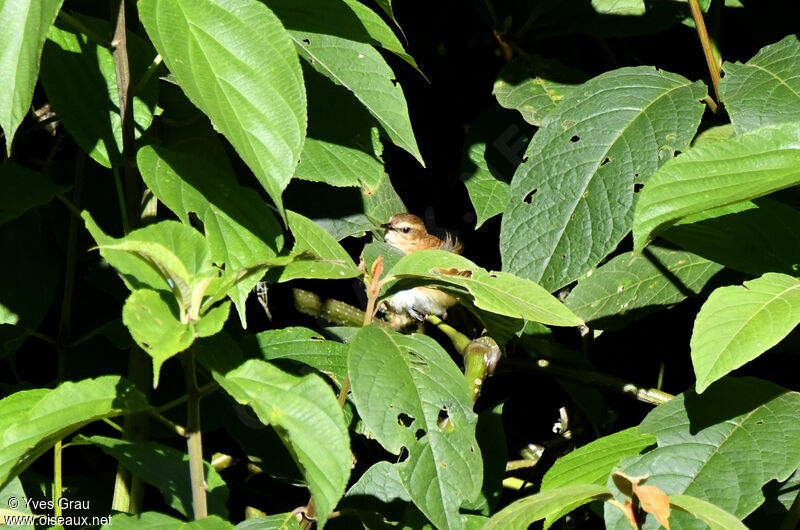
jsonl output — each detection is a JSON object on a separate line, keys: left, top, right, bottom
{"left": 381, "top": 214, "right": 428, "bottom": 253}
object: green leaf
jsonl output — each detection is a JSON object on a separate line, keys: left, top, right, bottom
{"left": 0, "top": 376, "right": 149, "bottom": 490}
{"left": 340, "top": 460, "right": 412, "bottom": 524}
{"left": 216, "top": 359, "right": 351, "bottom": 527}
{"left": 565, "top": 245, "right": 723, "bottom": 330}
{"left": 493, "top": 55, "right": 585, "bottom": 127}
{"left": 40, "top": 16, "right": 158, "bottom": 168}
{"left": 273, "top": 3, "right": 422, "bottom": 165}
{"left": 484, "top": 484, "right": 613, "bottom": 530}
{"left": 267, "top": 211, "right": 360, "bottom": 281}
{"left": 461, "top": 108, "right": 530, "bottom": 228}
{"left": 540, "top": 428, "right": 655, "bottom": 527}
{"left": 387, "top": 250, "right": 583, "bottom": 327}
{"left": 501, "top": 67, "right": 706, "bottom": 291}
{"left": 604, "top": 377, "right": 800, "bottom": 529}
{"left": 720, "top": 36, "right": 800, "bottom": 134}
{"left": 0, "top": 0, "right": 63, "bottom": 155}
{"left": 236, "top": 513, "right": 301, "bottom": 530}
{"left": 692, "top": 273, "right": 800, "bottom": 393}
{"left": 122, "top": 289, "right": 193, "bottom": 386}
{"left": 241, "top": 326, "right": 348, "bottom": 386}
{"left": 591, "top": 0, "right": 645, "bottom": 15}
{"left": 692, "top": 124, "right": 736, "bottom": 147}
{"left": 266, "top": 0, "right": 417, "bottom": 69}
{"left": 669, "top": 494, "right": 749, "bottom": 530}
{"left": 137, "top": 123, "right": 283, "bottom": 326}
{"left": 0, "top": 476, "right": 34, "bottom": 526}
{"left": 103, "top": 512, "right": 235, "bottom": 530}
{"left": 138, "top": 0, "right": 306, "bottom": 213}
{"left": 632, "top": 122, "right": 800, "bottom": 251}
{"left": 348, "top": 326, "right": 482, "bottom": 530}
{"left": 296, "top": 64, "right": 384, "bottom": 189}
{"left": 0, "top": 163, "right": 68, "bottom": 226}
{"left": 87, "top": 436, "right": 228, "bottom": 519}
{"left": 664, "top": 198, "right": 800, "bottom": 277}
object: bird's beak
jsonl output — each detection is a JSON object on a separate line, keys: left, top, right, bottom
{"left": 380, "top": 222, "right": 394, "bottom": 231}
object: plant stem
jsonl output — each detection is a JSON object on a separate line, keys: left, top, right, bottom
{"left": 147, "top": 409, "right": 186, "bottom": 437}
{"left": 182, "top": 348, "right": 208, "bottom": 519}
{"left": 156, "top": 382, "right": 219, "bottom": 414}
{"left": 688, "top": 0, "right": 723, "bottom": 106}
{"left": 293, "top": 288, "right": 389, "bottom": 328}
{"left": 53, "top": 150, "right": 85, "bottom": 517}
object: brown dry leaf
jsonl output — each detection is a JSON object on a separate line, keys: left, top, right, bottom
{"left": 432, "top": 267, "right": 472, "bottom": 278}
{"left": 633, "top": 483, "right": 671, "bottom": 530}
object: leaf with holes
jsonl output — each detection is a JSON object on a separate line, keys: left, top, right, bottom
{"left": 215, "top": 359, "right": 351, "bottom": 527}
{"left": 138, "top": 0, "right": 306, "bottom": 213}
{"left": 137, "top": 123, "right": 283, "bottom": 327}
{"left": 500, "top": 66, "right": 706, "bottom": 291}
{"left": 720, "top": 35, "right": 800, "bottom": 134}
{"left": 0, "top": 377, "right": 149, "bottom": 490}
{"left": 663, "top": 198, "right": 800, "bottom": 277}
{"left": 348, "top": 326, "right": 482, "bottom": 530}
{"left": 633, "top": 122, "right": 800, "bottom": 250}
{"left": 387, "top": 250, "right": 583, "bottom": 327}
{"left": 565, "top": 245, "right": 723, "bottom": 330}
{"left": 484, "top": 484, "right": 613, "bottom": 530}
{"left": 0, "top": 0, "right": 63, "bottom": 155}
{"left": 692, "top": 273, "right": 800, "bottom": 393}
{"left": 604, "top": 377, "right": 800, "bottom": 529}
{"left": 269, "top": 0, "right": 422, "bottom": 165}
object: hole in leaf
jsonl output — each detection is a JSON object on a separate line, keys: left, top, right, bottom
{"left": 437, "top": 408, "right": 453, "bottom": 432}
{"left": 398, "top": 413, "right": 414, "bottom": 427}
{"left": 600, "top": 157, "right": 610, "bottom": 167}
{"left": 489, "top": 273, "right": 498, "bottom": 278}
{"left": 569, "top": 135, "right": 580, "bottom": 143}
{"left": 391, "top": 78, "right": 399, "bottom": 86}
{"left": 398, "top": 447, "right": 409, "bottom": 462}
{"left": 470, "top": 445, "right": 475, "bottom": 453}
{"left": 521, "top": 155, "right": 529, "bottom": 163}
{"left": 756, "top": 420, "right": 765, "bottom": 425}
{"left": 415, "top": 429, "right": 426, "bottom": 440}
{"left": 561, "top": 254, "right": 566, "bottom": 259}
{"left": 302, "top": 38, "right": 310, "bottom": 45}
{"left": 634, "top": 183, "right": 644, "bottom": 193}
{"left": 524, "top": 188, "right": 537, "bottom": 204}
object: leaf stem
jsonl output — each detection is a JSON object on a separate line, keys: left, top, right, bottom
{"left": 688, "top": 0, "right": 723, "bottom": 107}
{"left": 53, "top": 150, "right": 85, "bottom": 517}
{"left": 182, "top": 347, "right": 208, "bottom": 519}
{"left": 155, "top": 382, "right": 219, "bottom": 414}
{"left": 147, "top": 409, "right": 187, "bottom": 437}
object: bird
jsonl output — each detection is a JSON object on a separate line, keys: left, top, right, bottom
{"left": 380, "top": 213, "right": 463, "bottom": 325}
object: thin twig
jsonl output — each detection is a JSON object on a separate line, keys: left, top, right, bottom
{"left": 147, "top": 409, "right": 187, "bottom": 437}
{"left": 182, "top": 347, "right": 208, "bottom": 519}
{"left": 688, "top": 0, "right": 723, "bottom": 107}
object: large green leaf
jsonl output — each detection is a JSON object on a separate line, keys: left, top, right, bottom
{"left": 500, "top": 67, "right": 706, "bottom": 291}
{"left": 103, "top": 512, "right": 235, "bottom": 530}
{"left": 632, "top": 122, "right": 800, "bottom": 250}
{"left": 0, "top": 163, "right": 67, "bottom": 226}
{"left": 87, "top": 436, "right": 228, "bottom": 519}
{"left": 240, "top": 326, "right": 348, "bottom": 385}
{"left": 565, "top": 245, "right": 723, "bottom": 330}
{"left": 348, "top": 326, "right": 482, "bottom": 530}
{"left": 692, "top": 273, "right": 800, "bottom": 393}
{"left": 137, "top": 123, "right": 283, "bottom": 326}
{"left": 387, "top": 250, "right": 583, "bottom": 327}
{"left": 267, "top": 210, "right": 360, "bottom": 281}
{"left": 339, "top": 460, "right": 413, "bottom": 525}
{"left": 236, "top": 513, "right": 301, "bottom": 529}
{"left": 604, "top": 378, "right": 800, "bottom": 529}
{"left": 295, "top": 64, "right": 384, "bottom": 189}
{"left": 591, "top": 0, "right": 645, "bottom": 15}
{"left": 0, "top": 0, "right": 63, "bottom": 155}
{"left": 0, "top": 376, "right": 149, "bottom": 490}
{"left": 539, "top": 428, "right": 655, "bottom": 527}
{"left": 720, "top": 36, "right": 800, "bottom": 134}
{"left": 484, "top": 484, "right": 612, "bottom": 530}
{"left": 40, "top": 16, "right": 158, "bottom": 168}
{"left": 663, "top": 198, "right": 800, "bottom": 277}
{"left": 216, "top": 359, "right": 350, "bottom": 527}
{"left": 270, "top": 1, "right": 422, "bottom": 165}
{"left": 138, "top": 0, "right": 306, "bottom": 213}
{"left": 493, "top": 55, "right": 585, "bottom": 127}
{"left": 669, "top": 495, "right": 749, "bottom": 530}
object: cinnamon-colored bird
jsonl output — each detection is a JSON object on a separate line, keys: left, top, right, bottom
{"left": 381, "top": 214, "right": 463, "bottom": 323}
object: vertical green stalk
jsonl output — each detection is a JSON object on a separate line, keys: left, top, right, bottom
{"left": 182, "top": 347, "right": 208, "bottom": 519}
{"left": 109, "top": 0, "right": 152, "bottom": 513}
{"left": 53, "top": 151, "right": 85, "bottom": 516}
{"left": 688, "top": 0, "right": 723, "bottom": 106}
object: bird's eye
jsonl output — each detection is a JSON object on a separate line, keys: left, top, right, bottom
{"left": 401, "top": 227, "right": 412, "bottom": 234}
